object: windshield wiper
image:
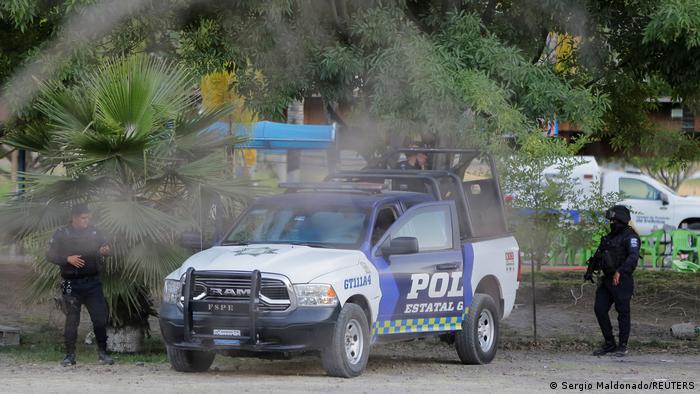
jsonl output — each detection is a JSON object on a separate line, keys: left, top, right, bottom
{"left": 287, "top": 241, "right": 330, "bottom": 248}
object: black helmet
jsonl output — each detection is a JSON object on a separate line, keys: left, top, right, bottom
{"left": 605, "top": 205, "right": 630, "bottom": 224}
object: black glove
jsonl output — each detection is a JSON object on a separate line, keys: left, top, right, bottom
{"left": 583, "top": 271, "right": 594, "bottom": 283}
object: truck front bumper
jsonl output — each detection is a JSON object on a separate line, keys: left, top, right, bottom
{"left": 159, "top": 303, "right": 339, "bottom": 352}
{"left": 159, "top": 268, "right": 340, "bottom": 352}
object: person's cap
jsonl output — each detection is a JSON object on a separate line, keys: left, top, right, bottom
{"left": 71, "top": 203, "right": 90, "bottom": 216}
{"left": 605, "top": 205, "right": 630, "bottom": 224}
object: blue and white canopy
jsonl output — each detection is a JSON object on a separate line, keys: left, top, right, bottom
{"left": 204, "top": 121, "right": 336, "bottom": 150}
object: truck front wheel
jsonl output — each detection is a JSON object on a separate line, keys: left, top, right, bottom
{"left": 455, "top": 293, "right": 499, "bottom": 364}
{"left": 321, "top": 303, "right": 370, "bottom": 378}
{"left": 166, "top": 345, "right": 215, "bottom": 372}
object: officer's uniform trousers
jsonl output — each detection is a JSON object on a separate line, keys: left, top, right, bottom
{"left": 594, "top": 274, "right": 634, "bottom": 345}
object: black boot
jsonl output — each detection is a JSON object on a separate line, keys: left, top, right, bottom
{"left": 98, "top": 349, "right": 114, "bottom": 365}
{"left": 61, "top": 353, "right": 76, "bottom": 366}
{"left": 592, "top": 341, "right": 617, "bottom": 356}
{"left": 615, "top": 344, "right": 628, "bottom": 357}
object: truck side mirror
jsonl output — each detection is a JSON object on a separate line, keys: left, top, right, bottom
{"left": 381, "top": 237, "right": 419, "bottom": 258}
{"left": 660, "top": 193, "right": 669, "bottom": 206}
{"left": 180, "top": 231, "right": 213, "bottom": 251}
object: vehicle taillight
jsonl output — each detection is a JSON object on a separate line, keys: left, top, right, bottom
{"left": 517, "top": 250, "right": 523, "bottom": 282}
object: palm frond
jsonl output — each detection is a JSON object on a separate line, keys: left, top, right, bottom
{"left": 17, "top": 172, "right": 110, "bottom": 201}
{"left": 169, "top": 104, "right": 250, "bottom": 160}
{"left": 22, "top": 232, "right": 63, "bottom": 304}
{"left": 0, "top": 201, "right": 70, "bottom": 240}
{"left": 122, "top": 242, "right": 187, "bottom": 295}
{"left": 23, "top": 259, "right": 62, "bottom": 305}
{"left": 100, "top": 263, "right": 155, "bottom": 327}
{"left": 34, "top": 82, "right": 94, "bottom": 135}
{"left": 88, "top": 56, "right": 194, "bottom": 139}
{"left": 93, "top": 200, "right": 183, "bottom": 244}
{"left": 1, "top": 124, "right": 55, "bottom": 153}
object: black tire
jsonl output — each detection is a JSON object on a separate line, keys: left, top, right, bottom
{"left": 321, "top": 303, "right": 370, "bottom": 378}
{"left": 455, "top": 293, "right": 499, "bottom": 365}
{"left": 166, "top": 345, "right": 215, "bottom": 372}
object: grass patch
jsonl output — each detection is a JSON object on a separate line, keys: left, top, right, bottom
{"left": 521, "top": 270, "right": 700, "bottom": 297}
{"left": 0, "top": 324, "right": 167, "bottom": 364}
{"left": 501, "top": 335, "right": 700, "bottom": 353}
{"left": 0, "top": 175, "right": 12, "bottom": 201}
{"left": 518, "top": 270, "right": 700, "bottom": 319}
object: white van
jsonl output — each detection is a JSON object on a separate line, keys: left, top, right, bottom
{"left": 544, "top": 156, "right": 700, "bottom": 234}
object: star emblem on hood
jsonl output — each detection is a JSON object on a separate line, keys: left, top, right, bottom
{"left": 232, "top": 246, "right": 279, "bottom": 257}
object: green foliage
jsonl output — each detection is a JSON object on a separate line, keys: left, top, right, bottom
{"left": 0, "top": 55, "right": 257, "bottom": 327}
{"left": 629, "top": 152, "right": 700, "bottom": 191}
{"left": 644, "top": 0, "right": 700, "bottom": 48}
{"left": 0, "top": 324, "right": 167, "bottom": 363}
{"left": 502, "top": 134, "right": 620, "bottom": 269}
{"left": 3, "top": 0, "right": 700, "bottom": 166}
{"left": 173, "top": 18, "right": 240, "bottom": 77}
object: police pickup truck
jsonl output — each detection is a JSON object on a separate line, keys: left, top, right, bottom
{"left": 159, "top": 149, "right": 520, "bottom": 378}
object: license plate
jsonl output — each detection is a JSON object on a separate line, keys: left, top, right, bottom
{"left": 213, "top": 329, "right": 241, "bottom": 336}
{"left": 192, "top": 302, "right": 247, "bottom": 314}
{"left": 214, "top": 339, "right": 241, "bottom": 346}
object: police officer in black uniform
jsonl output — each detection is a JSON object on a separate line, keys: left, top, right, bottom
{"left": 584, "top": 205, "right": 640, "bottom": 357}
{"left": 47, "top": 204, "right": 114, "bottom": 366}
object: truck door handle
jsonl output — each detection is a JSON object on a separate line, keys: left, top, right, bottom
{"left": 660, "top": 207, "right": 668, "bottom": 210}
{"left": 435, "top": 263, "right": 459, "bottom": 271}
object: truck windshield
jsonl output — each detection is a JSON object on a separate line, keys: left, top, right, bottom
{"left": 223, "top": 205, "right": 369, "bottom": 249}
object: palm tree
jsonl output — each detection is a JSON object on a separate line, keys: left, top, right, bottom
{"left": 1, "top": 55, "right": 256, "bottom": 349}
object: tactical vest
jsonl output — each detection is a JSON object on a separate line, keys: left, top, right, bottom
{"left": 599, "top": 228, "right": 638, "bottom": 275}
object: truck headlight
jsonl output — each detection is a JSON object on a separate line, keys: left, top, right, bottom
{"left": 162, "top": 279, "right": 182, "bottom": 304}
{"left": 293, "top": 284, "right": 338, "bottom": 307}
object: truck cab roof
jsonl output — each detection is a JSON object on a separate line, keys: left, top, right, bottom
{"left": 254, "top": 190, "right": 435, "bottom": 210}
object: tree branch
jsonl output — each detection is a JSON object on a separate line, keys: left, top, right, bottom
{"left": 532, "top": 28, "right": 549, "bottom": 64}
{"left": 482, "top": 0, "right": 498, "bottom": 26}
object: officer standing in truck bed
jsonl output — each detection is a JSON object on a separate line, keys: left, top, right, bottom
{"left": 47, "top": 203, "right": 113, "bottom": 366}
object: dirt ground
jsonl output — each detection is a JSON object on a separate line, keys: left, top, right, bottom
{"left": 1, "top": 346, "right": 698, "bottom": 393}
{"left": 1, "top": 263, "right": 699, "bottom": 393}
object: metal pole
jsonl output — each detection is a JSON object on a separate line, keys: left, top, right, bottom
{"left": 531, "top": 249, "right": 537, "bottom": 343}
{"left": 17, "top": 149, "right": 26, "bottom": 194}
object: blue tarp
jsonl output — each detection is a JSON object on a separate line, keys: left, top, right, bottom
{"left": 204, "top": 121, "right": 336, "bottom": 150}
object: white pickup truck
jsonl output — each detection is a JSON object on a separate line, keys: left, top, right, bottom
{"left": 543, "top": 156, "right": 700, "bottom": 234}
{"left": 159, "top": 149, "right": 520, "bottom": 378}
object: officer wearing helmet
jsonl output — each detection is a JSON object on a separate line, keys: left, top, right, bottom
{"left": 584, "top": 205, "right": 640, "bottom": 357}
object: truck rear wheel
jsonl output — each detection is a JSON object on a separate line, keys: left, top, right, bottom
{"left": 455, "top": 293, "right": 499, "bottom": 364}
{"left": 166, "top": 345, "right": 215, "bottom": 372}
{"left": 321, "top": 303, "right": 370, "bottom": 378}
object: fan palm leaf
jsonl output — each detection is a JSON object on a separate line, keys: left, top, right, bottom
{"left": 88, "top": 56, "right": 194, "bottom": 140}
{"left": 123, "top": 242, "right": 187, "bottom": 295}
{"left": 34, "top": 82, "right": 94, "bottom": 136}
{"left": 94, "top": 200, "right": 182, "bottom": 244}
{"left": 4, "top": 54, "right": 263, "bottom": 328}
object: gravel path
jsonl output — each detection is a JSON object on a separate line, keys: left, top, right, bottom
{"left": 2, "top": 342, "right": 698, "bottom": 393}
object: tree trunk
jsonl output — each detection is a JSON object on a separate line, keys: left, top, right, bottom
{"left": 286, "top": 99, "right": 304, "bottom": 182}
{"left": 10, "top": 149, "right": 18, "bottom": 193}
